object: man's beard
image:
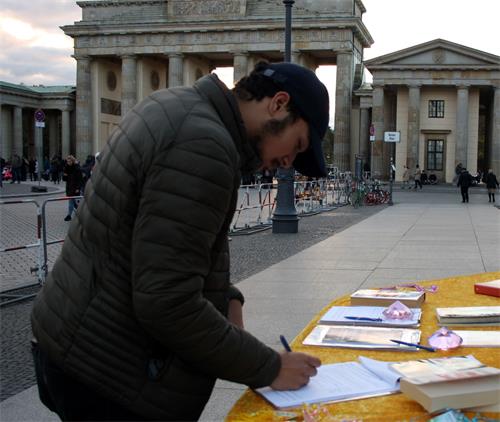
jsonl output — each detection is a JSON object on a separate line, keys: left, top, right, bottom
{"left": 249, "top": 114, "right": 296, "bottom": 170}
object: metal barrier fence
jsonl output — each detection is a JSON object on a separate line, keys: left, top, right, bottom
{"left": 0, "top": 199, "right": 43, "bottom": 305}
{"left": 0, "top": 195, "right": 81, "bottom": 306}
{"left": 229, "top": 175, "right": 352, "bottom": 233}
{"left": 41, "top": 196, "right": 83, "bottom": 280}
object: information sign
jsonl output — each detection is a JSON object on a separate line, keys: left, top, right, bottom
{"left": 384, "top": 131, "right": 401, "bottom": 142}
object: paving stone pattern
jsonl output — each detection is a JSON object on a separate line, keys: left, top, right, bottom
{"left": 1, "top": 199, "right": 68, "bottom": 291}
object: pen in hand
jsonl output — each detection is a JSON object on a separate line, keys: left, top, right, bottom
{"left": 279, "top": 335, "right": 292, "bottom": 352}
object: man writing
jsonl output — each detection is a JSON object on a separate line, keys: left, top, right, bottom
{"left": 31, "top": 62, "right": 327, "bottom": 421}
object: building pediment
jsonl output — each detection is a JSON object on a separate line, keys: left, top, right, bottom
{"left": 365, "top": 39, "right": 500, "bottom": 70}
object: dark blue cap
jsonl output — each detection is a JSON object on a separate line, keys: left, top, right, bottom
{"left": 259, "top": 62, "right": 330, "bottom": 177}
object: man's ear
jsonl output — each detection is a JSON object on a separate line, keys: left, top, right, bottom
{"left": 268, "top": 91, "right": 291, "bottom": 118}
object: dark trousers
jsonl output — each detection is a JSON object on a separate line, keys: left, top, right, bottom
{"left": 414, "top": 179, "right": 422, "bottom": 189}
{"left": 12, "top": 167, "right": 22, "bottom": 183}
{"left": 460, "top": 187, "right": 469, "bottom": 202}
{"left": 32, "top": 342, "right": 147, "bottom": 421}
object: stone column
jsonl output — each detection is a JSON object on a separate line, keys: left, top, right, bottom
{"left": 371, "top": 84, "right": 385, "bottom": 176}
{"left": 75, "top": 56, "right": 92, "bottom": 160}
{"left": 61, "top": 110, "right": 70, "bottom": 158}
{"left": 359, "top": 107, "right": 370, "bottom": 161}
{"left": 407, "top": 84, "right": 421, "bottom": 169}
{"left": 13, "top": 106, "right": 23, "bottom": 155}
{"left": 291, "top": 50, "right": 301, "bottom": 65}
{"left": 333, "top": 51, "right": 354, "bottom": 171}
{"left": 233, "top": 51, "right": 248, "bottom": 84}
{"left": 49, "top": 113, "right": 58, "bottom": 158}
{"left": 168, "top": 53, "right": 184, "bottom": 87}
{"left": 455, "top": 85, "right": 469, "bottom": 168}
{"left": 121, "top": 55, "right": 138, "bottom": 118}
{"left": 491, "top": 85, "right": 500, "bottom": 175}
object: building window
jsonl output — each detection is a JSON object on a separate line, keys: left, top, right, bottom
{"left": 427, "top": 139, "right": 444, "bottom": 171}
{"left": 428, "top": 100, "right": 444, "bottom": 118}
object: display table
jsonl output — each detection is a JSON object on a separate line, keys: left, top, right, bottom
{"left": 226, "top": 272, "right": 500, "bottom": 421}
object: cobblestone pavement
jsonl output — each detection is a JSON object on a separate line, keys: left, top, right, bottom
{"left": 0, "top": 184, "right": 383, "bottom": 401}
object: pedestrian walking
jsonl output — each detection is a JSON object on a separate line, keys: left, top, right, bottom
{"left": 10, "top": 153, "right": 22, "bottom": 183}
{"left": 50, "top": 155, "right": 60, "bottom": 184}
{"left": 414, "top": 164, "right": 422, "bottom": 190}
{"left": 31, "top": 61, "right": 326, "bottom": 421}
{"left": 28, "top": 158, "right": 36, "bottom": 181}
{"left": 457, "top": 167, "right": 473, "bottom": 203}
{"left": 62, "top": 155, "right": 83, "bottom": 221}
{"left": 402, "top": 165, "right": 410, "bottom": 189}
{"left": 485, "top": 169, "right": 499, "bottom": 203}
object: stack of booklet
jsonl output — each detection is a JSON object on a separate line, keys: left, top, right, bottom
{"left": 350, "top": 289, "right": 425, "bottom": 308}
{"left": 394, "top": 355, "right": 500, "bottom": 413}
{"left": 436, "top": 306, "right": 500, "bottom": 326}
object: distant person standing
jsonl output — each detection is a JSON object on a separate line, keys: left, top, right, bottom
{"left": 457, "top": 168, "right": 473, "bottom": 203}
{"left": 10, "top": 153, "right": 22, "bottom": 184}
{"left": 414, "top": 164, "right": 422, "bottom": 190}
{"left": 0, "top": 156, "right": 5, "bottom": 188}
{"left": 402, "top": 165, "right": 410, "bottom": 189}
{"left": 485, "top": 169, "right": 499, "bottom": 203}
{"left": 62, "top": 155, "right": 83, "bottom": 221}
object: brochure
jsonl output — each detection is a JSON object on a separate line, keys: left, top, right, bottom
{"left": 303, "top": 325, "right": 422, "bottom": 350}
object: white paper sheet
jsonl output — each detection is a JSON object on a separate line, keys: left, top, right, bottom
{"left": 256, "top": 358, "right": 400, "bottom": 409}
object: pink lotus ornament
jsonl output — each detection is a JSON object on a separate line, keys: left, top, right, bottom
{"left": 428, "top": 327, "right": 463, "bottom": 350}
{"left": 382, "top": 301, "right": 413, "bottom": 320}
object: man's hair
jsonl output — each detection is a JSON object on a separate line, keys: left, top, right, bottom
{"left": 233, "top": 61, "right": 300, "bottom": 121}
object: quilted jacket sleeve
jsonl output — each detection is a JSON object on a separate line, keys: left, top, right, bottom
{"left": 130, "top": 104, "right": 280, "bottom": 388}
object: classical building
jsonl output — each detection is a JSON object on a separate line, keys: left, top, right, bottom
{"left": 59, "top": 0, "right": 372, "bottom": 167}
{"left": 1, "top": 1, "right": 499, "bottom": 180}
{"left": 352, "top": 39, "right": 500, "bottom": 182}
{"left": 0, "top": 82, "right": 75, "bottom": 161}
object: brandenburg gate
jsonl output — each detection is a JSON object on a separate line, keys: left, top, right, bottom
{"left": 62, "top": 0, "right": 373, "bottom": 170}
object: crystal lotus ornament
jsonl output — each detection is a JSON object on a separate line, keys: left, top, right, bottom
{"left": 428, "top": 327, "right": 463, "bottom": 350}
{"left": 382, "top": 300, "right": 413, "bottom": 320}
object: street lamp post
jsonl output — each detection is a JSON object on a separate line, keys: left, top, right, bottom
{"left": 272, "top": 0, "right": 299, "bottom": 233}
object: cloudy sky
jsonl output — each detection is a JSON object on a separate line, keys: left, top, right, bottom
{"left": 1, "top": 0, "right": 499, "bottom": 87}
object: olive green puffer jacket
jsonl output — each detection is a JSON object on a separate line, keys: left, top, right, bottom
{"left": 31, "top": 75, "right": 281, "bottom": 420}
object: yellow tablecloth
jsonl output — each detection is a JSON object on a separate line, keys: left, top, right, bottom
{"left": 226, "top": 272, "right": 500, "bottom": 421}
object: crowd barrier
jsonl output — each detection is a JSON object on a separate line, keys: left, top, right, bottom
{"left": 0, "top": 195, "right": 81, "bottom": 306}
{"left": 230, "top": 175, "right": 352, "bottom": 233}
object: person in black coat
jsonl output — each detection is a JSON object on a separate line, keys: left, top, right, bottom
{"left": 457, "top": 168, "right": 473, "bottom": 203}
{"left": 63, "top": 155, "right": 83, "bottom": 221}
{"left": 485, "top": 169, "right": 499, "bottom": 203}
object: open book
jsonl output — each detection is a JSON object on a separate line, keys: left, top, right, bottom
{"left": 303, "top": 325, "right": 422, "bottom": 350}
{"left": 255, "top": 357, "right": 401, "bottom": 409}
{"left": 319, "top": 305, "right": 422, "bottom": 328}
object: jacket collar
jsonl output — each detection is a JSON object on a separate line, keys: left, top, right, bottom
{"left": 194, "top": 74, "right": 261, "bottom": 174}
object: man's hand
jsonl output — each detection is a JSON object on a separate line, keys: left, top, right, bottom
{"left": 227, "top": 299, "right": 244, "bottom": 329}
{"left": 270, "top": 352, "right": 321, "bottom": 390}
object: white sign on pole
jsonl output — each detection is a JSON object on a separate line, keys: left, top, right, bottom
{"left": 384, "top": 131, "right": 400, "bottom": 142}
{"left": 35, "top": 121, "right": 45, "bottom": 128}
